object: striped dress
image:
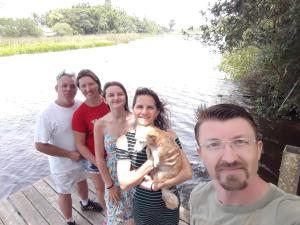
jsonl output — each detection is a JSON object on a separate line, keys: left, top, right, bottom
{"left": 116, "top": 132, "right": 181, "bottom": 225}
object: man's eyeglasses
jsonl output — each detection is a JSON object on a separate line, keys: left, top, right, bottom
{"left": 199, "top": 138, "right": 256, "bottom": 152}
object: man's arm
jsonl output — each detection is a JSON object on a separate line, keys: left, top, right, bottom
{"left": 35, "top": 142, "right": 81, "bottom": 161}
{"left": 73, "top": 131, "right": 96, "bottom": 165}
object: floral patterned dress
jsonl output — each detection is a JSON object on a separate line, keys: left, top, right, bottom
{"left": 104, "top": 134, "right": 133, "bottom": 225}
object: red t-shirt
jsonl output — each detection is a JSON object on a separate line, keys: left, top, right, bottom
{"left": 72, "top": 101, "right": 110, "bottom": 155}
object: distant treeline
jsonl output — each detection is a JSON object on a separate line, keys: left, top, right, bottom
{"left": 0, "top": 3, "right": 167, "bottom": 37}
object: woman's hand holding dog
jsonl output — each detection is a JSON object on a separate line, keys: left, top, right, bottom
{"left": 151, "top": 180, "right": 166, "bottom": 191}
{"left": 139, "top": 175, "right": 165, "bottom": 192}
{"left": 139, "top": 148, "right": 181, "bottom": 191}
{"left": 139, "top": 174, "right": 153, "bottom": 190}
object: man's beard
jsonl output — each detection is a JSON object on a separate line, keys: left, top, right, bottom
{"left": 216, "top": 161, "right": 249, "bottom": 191}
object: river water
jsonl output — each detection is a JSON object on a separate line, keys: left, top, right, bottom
{"left": 0, "top": 35, "right": 298, "bottom": 208}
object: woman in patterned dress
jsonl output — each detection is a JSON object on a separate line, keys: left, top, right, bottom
{"left": 116, "top": 87, "right": 192, "bottom": 225}
{"left": 94, "top": 81, "right": 135, "bottom": 225}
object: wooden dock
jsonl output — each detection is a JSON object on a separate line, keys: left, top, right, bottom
{"left": 0, "top": 176, "right": 190, "bottom": 225}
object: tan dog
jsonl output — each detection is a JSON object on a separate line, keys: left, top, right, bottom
{"left": 145, "top": 127, "right": 182, "bottom": 209}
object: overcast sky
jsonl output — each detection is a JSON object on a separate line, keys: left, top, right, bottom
{"left": 0, "top": 0, "right": 215, "bottom": 28}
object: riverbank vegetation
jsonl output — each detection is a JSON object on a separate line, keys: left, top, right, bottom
{"left": 0, "top": 3, "right": 166, "bottom": 56}
{"left": 0, "top": 33, "right": 149, "bottom": 56}
{"left": 197, "top": 0, "right": 300, "bottom": 121}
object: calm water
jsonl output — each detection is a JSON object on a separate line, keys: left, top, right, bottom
{"left": 0, "top": 35, "right": 263, "bottom": 207}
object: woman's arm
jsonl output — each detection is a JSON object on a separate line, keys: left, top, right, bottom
{"left": 94, "top": 119, "right": 120, "bottom": 204}
{"left": 35, "top": 143, "right": 81, "bottom": 161}
{"left": 94, "top": 119, "right": 114, "bottom": 188}
{"left": 73, "top": 131, "right": 96, "bottom": 165}
{"left": 116, "top": 135, "right": 154, "bottom": 191}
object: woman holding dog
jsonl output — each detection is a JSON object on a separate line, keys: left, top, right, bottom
{"left": 116, "top": 87, "right": 192, "bottom": 225}
{"left": 94, "top": 81, "right": 135, "bottom": 225}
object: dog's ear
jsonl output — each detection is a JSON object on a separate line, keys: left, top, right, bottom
{"left": 146, "top": 133, "right": 157, "bottom": 145}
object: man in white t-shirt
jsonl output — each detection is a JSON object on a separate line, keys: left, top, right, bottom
{"left": 34, "top": 71, "right": 103, "bottom": 225}
{"left": 190, "top": 103, "right": 300, "bottom": 225}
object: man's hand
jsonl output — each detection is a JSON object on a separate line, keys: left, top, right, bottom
{"left": 69, "top": 151, "right": 82, "bottom": 161}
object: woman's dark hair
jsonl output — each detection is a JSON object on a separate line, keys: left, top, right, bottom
{"left": 77, "top": 69, "right": 102, "bottom": 94}
{"left": 132, "top": 87, "right": 170, "bottom": 130}
{"left": 103, "top": 81, "right": 129, "bottom": 111}
{"left": 194, "top": 103, "right": 259, "bottom": 145}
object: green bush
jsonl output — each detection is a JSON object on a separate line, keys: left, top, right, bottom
{"left": 0, "top": 18, "right": 42, "bottom": 37}
{"left": 52, "top": 23, "right": 74, "bottom": 36}
{"left": 218, "top": 46, "right": 261, "bottom": 80}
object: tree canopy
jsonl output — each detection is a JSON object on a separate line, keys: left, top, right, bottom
{"left": 0, "top": 18, "right": 42, "bottom": 37}
{"left": 42, "top": 3, "right": 165, "bottom": 35}
{"left": 0, "top": 3, "right": 167, "bottom": 38}
{"left": 199, "top": 0, "right": 300, "bottom": 120}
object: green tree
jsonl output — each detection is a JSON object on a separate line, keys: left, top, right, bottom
{"left": 0, "top": 18, "right": 42, "bottom": 37}
{"left": 199, "top": 0, "right": 300, "bottom": 120}
{"left": 52, "top": 22, "right": 74, "bottom": 36}
{"left": 43, "top": 4, "right": 165, "bottom": 35}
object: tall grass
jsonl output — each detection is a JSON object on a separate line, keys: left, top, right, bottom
{"left": 0, "top": 33, "right": 148, "bottom": 56}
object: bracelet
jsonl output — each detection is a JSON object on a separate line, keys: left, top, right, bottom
{"left": 106, "top": 182, "right": 114, "bottom": 189}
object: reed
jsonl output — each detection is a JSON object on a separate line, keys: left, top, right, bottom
{"left": 0, "top": 33, "right": 148, "bottom": 56}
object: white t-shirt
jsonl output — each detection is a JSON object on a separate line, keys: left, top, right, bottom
{"left": 34, "top": 100, "right": 83, "bottom": 175}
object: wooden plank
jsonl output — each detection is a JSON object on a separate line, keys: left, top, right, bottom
{"left": 23, "top": 185, "right": 66, "bottom": 225}
{"left": 8, "top": 191, "right": 48, "bottom": 225}
{"left": 87, "top": 177, "right": 191, "bottom": 224}
{"left": 278, "top": 145, "right": 300, "bottom": 194}
{"left": 87, "top": 176, "right": 97, "bottom": 194}
{"left": 0, "top": 199, "right": 27, "bottom": 225}
{"left": 44, "top": 176, "right": 189, "bottom": 224}
{"left": 179, "top": 220, "right": 189, "bottom": 225}
{"left": 71, "top": 192, "right": 105, "bottom": 225}
{"left": 43, "top": 176, "right": 105, "bottom": 225}
{"left": 33, "top": 179, "right": 58, "bottom": 208}
{"left": 180, "top": 206, "right": 190, "bottom": 224}
{"left": 43, "top": 175, "right": 55, "bottom": 189}
{"left": 34, "top": 179, "right": 91, "bottom": 225}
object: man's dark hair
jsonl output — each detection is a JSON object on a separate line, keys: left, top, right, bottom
{"left": 194, "top": 104, "right": 259, "bottom": 145}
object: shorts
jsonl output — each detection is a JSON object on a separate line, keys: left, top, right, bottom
{"left": 52, "top": 167, "right": 87, "bottom": 194}
{"left": 81, "top": 159, "right": 99, "bottom": 174}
